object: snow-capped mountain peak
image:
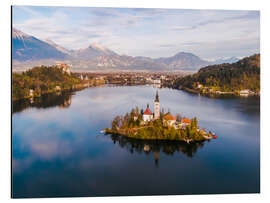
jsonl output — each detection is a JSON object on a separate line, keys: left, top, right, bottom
{"left": 12, "top": 28, "right": 30, "bottom": 39}
{"left": 89, "top": 43, "right": 107, "bottom": 51}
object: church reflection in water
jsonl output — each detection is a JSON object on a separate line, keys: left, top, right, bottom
{"left": 106, "top": 134, "right": 210, "bottom": 167}
{"left": 12, "top": 91, "right": 73, "bottom": 114}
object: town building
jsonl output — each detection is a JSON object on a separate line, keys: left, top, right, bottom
{"left": 153, "top": 79, "right": 161, "bottom": 84}
{"left": 56, "top": 62, "right": 71, "bottom": 75}
{"left": 197, "top": 84, "right": 202, "bottom": 89}
{"left": 55, "top": 86, "right": 61, "bottom": 91}
{"left": 29, "top": 89, "right": 34, "bottom": 97}
{"left": 240, "top": 89, "right": 250, "bottom": 96}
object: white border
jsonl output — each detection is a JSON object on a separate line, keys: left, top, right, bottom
{"left": 1, "top": 0, "right": 269, "bottom": 202}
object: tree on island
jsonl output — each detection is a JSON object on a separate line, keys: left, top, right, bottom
{"left": 106, "top": 107, "right": 210, "bottom": 142}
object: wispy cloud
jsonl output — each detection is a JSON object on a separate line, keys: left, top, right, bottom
{"left": 12, "top": 6, "right": 260, "bottom": 59}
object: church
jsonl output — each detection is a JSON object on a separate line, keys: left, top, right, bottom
{"left": 142, "top": 91, "right": 160, "bottom": 122}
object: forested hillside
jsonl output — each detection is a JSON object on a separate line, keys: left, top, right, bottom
{"left": 12, "top": 66, "right": 81, "bottom": 101}
{"left": 172, "top": 54, "right": 260, "bottom": 94}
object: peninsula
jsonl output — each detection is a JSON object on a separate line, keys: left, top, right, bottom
{"left": 171, "top": 54, "right": 260, "bottom": 97}
{"left": 12, "top": 63, "right": 105, "bottom": 101}
{"left": 105, "top": 91, "right": 216, "bottom": 143}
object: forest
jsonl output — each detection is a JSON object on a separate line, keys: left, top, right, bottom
{"left": 12, "top": 66, "right": 81, "bottom": 101}
{"left": 172, "top": 54, "right": 260, "bottom": 94}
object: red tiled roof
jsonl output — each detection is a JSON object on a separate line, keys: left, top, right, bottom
{"left": 163, "top": 113, "right": 176, "bottom": 121}
{"left": 143, "top": 108, "right": 152, "bottom": 115}
{"left": 181, "top": 118, "right": 191, "bottom": 124}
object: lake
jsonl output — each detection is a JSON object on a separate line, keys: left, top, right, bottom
{"left": 12, "top": 85, "right": 260, "bottom": 198}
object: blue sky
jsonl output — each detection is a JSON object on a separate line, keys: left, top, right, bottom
{"left": 12, "top": 6, "right": 260, "bottom": 60}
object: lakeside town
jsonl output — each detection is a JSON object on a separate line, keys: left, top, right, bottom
{"left": 12, "top": 62, "right": 185, "bottom": 101}
{"left": 13, "top": 58, "right": 260, "bottom": 102}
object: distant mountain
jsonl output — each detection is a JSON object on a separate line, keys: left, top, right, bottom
{"left": 12, "top": 28, "right": 244, "bottom": 72}
{"left": 44, "top": 39, "right": 71, "bottom": 55}
{"left": 71, "top": 43, "right": 117, "bottom": 60}
{"left": 211, "top": 57, "right": 240, "bottom": 65}
{"left": 12, "top": 28, "right": 68, "bottom": 61}
{"left": 155, "top": 52, "right": 210, "bottom": 70}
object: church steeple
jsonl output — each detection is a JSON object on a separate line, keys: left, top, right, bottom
{"left": 155, "top": 90, "right": 159, "bottom": 102}
{"left": 154, "top": 90, "right": 160, "bottom": 119}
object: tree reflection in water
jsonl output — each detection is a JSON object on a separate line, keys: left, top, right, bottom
{"left": 12, "top": 91, "right": 73, "bottom": 114}
{"left": 106, "top": 134, "right": 210, "bottom": 167}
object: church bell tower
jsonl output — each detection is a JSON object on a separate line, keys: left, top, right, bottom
{"left": 154, "top": 90, "right": 160, "bottom": 119}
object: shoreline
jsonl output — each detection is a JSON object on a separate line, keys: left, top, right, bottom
{"left": 174, "top": 86, "right": 260, "bottom": 98}
{"left": 105, "top": 127, "right": 213, "bottom": 143}
{"left": 13, "top": 82, "right": 260, "bottom": 102}
{"left": 105, "top": 130, "right": 211, "bottom": 144}
{"left": 12, "top": 82, "right": 101, "bottom": 102}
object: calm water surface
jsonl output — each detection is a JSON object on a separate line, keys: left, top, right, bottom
{"left": 12, "top": 85, "right": 260, "bottom": 197}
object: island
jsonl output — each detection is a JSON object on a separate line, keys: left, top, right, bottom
{"left": 105, "top": 91, "right": 216, "bottom": 143}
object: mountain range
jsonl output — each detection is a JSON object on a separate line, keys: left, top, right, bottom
{"left": 12, "top": 28, "right": 242, "bottom": 71}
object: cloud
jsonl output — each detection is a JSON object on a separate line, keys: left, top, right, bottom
{"left": 18, "top": 6, "right": 40, "bottom": 16}
{"left": 12, "top": 6, "right": 260, "bottom": 59}
{"left": 172, "top": 11, "right": 259, "bottom": 32}
{"left": 159, "top": 44, "right": 175, "bottom": 48}
{"left": 171, "top": 25, "right": 194, "bottom": 31}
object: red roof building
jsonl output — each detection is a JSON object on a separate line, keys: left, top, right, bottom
{"left": 143, "top": 107, "right": 153, "bottom": 115}
{"left": 163, "top": 113, "right": 176, "bottom": 121}
{"left": 163, "top": 112, "right": 176, "bottom": 126}
{"left": 181, "top": 118, "right": 191, "bottom": 124}
{"left": 143, "top": 104, "right": 153, "bottom": 122}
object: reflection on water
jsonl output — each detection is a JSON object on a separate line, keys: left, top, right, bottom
{"left": 107, "top": 134, "right": 209, "bottom": 167}
{"left": 12, "top": 91, "right": 73, "bottom": 114}
{"left": 12, "top": 85, "right": 260, "bottom": 197}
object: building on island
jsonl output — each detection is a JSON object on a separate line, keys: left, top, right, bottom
{"left": 180, "top": 117, "right": 191, "bottom": 128}
{"left": 143, "top": 104, "right": 153, "bottom": 122}
{"left": 163, "top": 112, "right": 176, "bottom": 126}
{"left": 141, "top": 91, "right": 191, "bottom": 129}
{"left": 143, "top": 91, "right": 160, "bottom": 122}
{"left": 154, "top": 91, "right": 160, "bottom": 120}
{"left": 133, "top": 114, "right": 138, "bottom": 121}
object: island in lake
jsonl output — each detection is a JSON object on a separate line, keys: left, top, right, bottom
{"left": 105, "top": 91, "right": 216, "bottom": 143}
